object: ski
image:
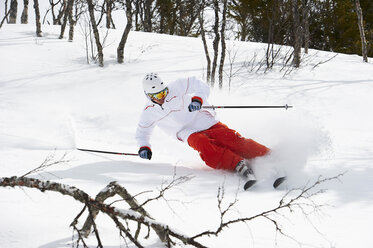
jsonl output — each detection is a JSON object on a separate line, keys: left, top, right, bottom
{"left": 243, "top": 176, "right": 286, "bottom": 190}
{"left": 243, "top": 179, "right": 257, "bottom": 190}
{"left": 273, "top": 176, "right": 286, "bottom": 189}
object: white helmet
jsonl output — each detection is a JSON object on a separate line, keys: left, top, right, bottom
{"left": 142, "top": 73, "right": 166, "bottom": 94}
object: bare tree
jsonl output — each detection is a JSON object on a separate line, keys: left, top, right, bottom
{"left": 133, "top": 0, "right": 141, "bottom": 31}
{"left": 218, "top": 0, "right": 227, "bottom": 89}
{"left": 198, "top": 1, "right": 211, "bottom": 83}
{"left": 0, "top": 1, "right": 11, "bottom": 29}
{"left": 68, "top": 0, "right": 86, "bottom": 41}
{"left": 353, "top": 0, "right": 368, "bottom": 62}
{"left": 21, "top": 0, "right": 29, "bottom": 23}
{"left": 302, "top": 0, "right": 310, "bottom": 54}
{"left": 224, "top": 43, "right": 245, "bottom": 93}
{"left": 33, "top": 0, "right": 42, "bottom": 37}
{"left": 9, "top": 0, "right": 17, "bottom": 23}
{"left": 79, "top": 13, "right": 92, "bottom": 64}
{"left": 291, "top": 0, "right": 302, "bottom": 67}
{"left": 228, "top": 0, "right": 251, "bottom": 41}
{"left": 3, "top": 0, "right": 10, "bottom": 23}
{"left": 143, "top": 0, "right": 155, "bottom": 32}
{"left": 266, "top": 2, "right": 277, "bottom": 71}
{"left": 86, "top": 0, "right": 104, "bottom": 67}
{"left": 211, "top": 0, "right": 220, "bottom": 86}
{"left": 59, "top": 0, "right": 74, "bottom": 39}
{"left": 105, "top": 0, "right": 114, "bottom": 28}
{"left": 49, "top": 0, "right": 67, "bottom": 25}
{"left": 117, "top": 0, "right": 133, "bottom": 64}
{"left": 68, "top": 0, "right": 76, "bottom": 41}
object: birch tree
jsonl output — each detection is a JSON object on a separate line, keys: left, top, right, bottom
{"left": 302, "top": 0, "right": 310, "bottom": 54}
{"left": 49, "top": 0, "right": 66, "bottom": 25}
{"left": 353, "top": 0, "right": 368, "bottom": 62}
{"left": 0, "top": 0, "right": 11, "bottom": 29}
{"left": 292, "top": 0, "right": 302, "bottom": 67}
{"left": 86, "top": 0, "right": 104, "bottom": 67}
{"left": 59, "top": 0, "right": 74, "bottom": 39}
{"left": 9, "top": 0, "right": 17, "bottom": 23}
{"left": 198, "top": 1, "right": 211, "bottom": 83}
{"left": 33, "top": 0, "right": 42, "bottom": 37}
{"left": 21, "top": 0, "right": 29, "bottom": 24}
{"left": 117, "top": 0, "right": 133, "bottom": 63}
{"left": 218, "top": 0, "right": 227, "bottom": 89}
{"left": 210, "top": 0, "right": 220, "bottom": 86}
{"left": 106, "top": 0, "right": 115, "bottom": 29}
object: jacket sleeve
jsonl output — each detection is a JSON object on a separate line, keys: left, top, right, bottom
{"left": 135, "top": 107, "right": 156, "bottom": 148}
{"left": 185, "top": 77, "right": 210, "bottom": 104}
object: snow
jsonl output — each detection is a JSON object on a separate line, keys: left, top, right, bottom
{"left": 1, "top": 23, "right": 373, "bottom": 248}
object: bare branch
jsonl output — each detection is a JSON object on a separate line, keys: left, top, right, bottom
{"left": 311, "top": 53, "right": 338, "bottom": 70}
{"left": 138, "top": 172, "right": 193, "bottom": 209}
{"left": 21, "top": 150, "right": 69, "bottom": 178}
{"left": 191, "top": 173, "right": 345, "bottom": 244}
{"left": 0, "top": 172, "right": 345, "bottom": 248}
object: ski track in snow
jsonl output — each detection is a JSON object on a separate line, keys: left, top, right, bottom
{"left": 1, "top": 24, "right": 373, "bottom": 248}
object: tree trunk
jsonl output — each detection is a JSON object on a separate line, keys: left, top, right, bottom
{"left": 59, "top": 0, "right": 74, "bottom": 39}
{"left": 106, "top": 0, "right": 113, "bottom": 29}
{"left": 1, "top": 0, "right": 11, "bottom": 29}
{"left": 134, "top": 0, "right": 140, "bottom": 31}
{"left": 292, "top": 0, "right": 302, "bottom": 68}
{"left": 9, "top": 0, "right": 17, "bottom": 24}
{"left": 87, "top": 0, "right": 104, "bottom": 67}
{"left": 33, "top": 0, "right": 42, "bottom": 37}
{"left": 218, "top": 0, "right": 227, "bottom": 89}
{"left": 50, "top": 0, "right": 66, "bottom": 25}
{"left": 198, "top": 4, "right": 211, "bottom": 83}
{"left": 117, "top": 0, "right": 132, "bottom": 64}
{"left": 143, "top": 0, "right": 153, "bottom": 32}
{"left": 302, "top": 0, "right": 310, "bottom": 54}
{"left": 354, "top": 0, "right": 368, "bottom": 62}
{"left": 21, "top": 0, "right": 29, "bottom": 24}
{"left": 68, "top": 0, "right": 75, "bottom": 41}
{"left": 211, "top": 0, "right": 220, "bottom": 86}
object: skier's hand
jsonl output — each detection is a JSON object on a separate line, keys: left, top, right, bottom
{"left": 188, "top": 99, "right": 202, "bottom": 112}
{"left": 138, "top": 146, "right": 152, "bottom": 160}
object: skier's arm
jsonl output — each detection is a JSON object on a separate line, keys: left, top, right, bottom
{"left": 135, "top": 108, "right": 156, "bottom": 159}
{"left": 185, "top": 77, "right": 210, "bottom": 107}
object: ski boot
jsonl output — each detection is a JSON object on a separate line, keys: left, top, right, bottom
{"left": 235, "top": 160, "right": 257, "bottom": 190}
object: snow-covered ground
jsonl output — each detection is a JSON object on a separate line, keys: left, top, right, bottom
{"left": 1, "top": 24, "right": 373, "bottom": 248}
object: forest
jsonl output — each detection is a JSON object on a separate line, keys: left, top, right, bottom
{"left": 2, "top": 0, "right": 371, "bottom": 56}
{"left": 2, "top": 0, "right": 371, "bottom": 77}
{"left": 1, "top": 0, "right": 372, "bottom": 86}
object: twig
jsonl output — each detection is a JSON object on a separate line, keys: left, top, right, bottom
{"left": 312, "top": 54, "right": 338, "bottom": 70}
{"left": 21, "top": 151, "right": 69, "bottom": 178}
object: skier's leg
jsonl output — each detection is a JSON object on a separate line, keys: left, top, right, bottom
{"left": 187, "top": 131, "right": 242, "bottom": 170}
{"left": 204, "top": 122, "right": 270, "bottom": 159}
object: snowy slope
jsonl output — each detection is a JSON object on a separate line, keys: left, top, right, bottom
{"left": 1, "top": 24, "right": 373, "bottom": 248}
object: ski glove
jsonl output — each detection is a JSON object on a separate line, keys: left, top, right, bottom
{"left": 138, "top": 146, "right": 152, "bottom": 160}
{"left": 188, "top": 98, "right": 202, "bottom": 112}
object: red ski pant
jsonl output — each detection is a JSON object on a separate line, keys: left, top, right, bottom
{"left": 187, "top": 122, "right": 270, "bottom": 171}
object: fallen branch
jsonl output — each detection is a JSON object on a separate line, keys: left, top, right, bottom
{"left": 0, "top": 176, "right": 204, "bottom": 247}
{"left": 0, "top": 172, "right": 344, "bottom": 247}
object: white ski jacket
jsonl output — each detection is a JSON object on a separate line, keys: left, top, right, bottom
{"left": 136, "top": 77, "right": 219, "bottom": 148}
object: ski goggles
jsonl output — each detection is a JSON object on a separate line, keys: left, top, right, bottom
{"left": 147, "top": 87, "right": 169, "bottom": 100}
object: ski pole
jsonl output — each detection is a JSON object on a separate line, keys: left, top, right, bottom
{"left": 77, "top": 148, "right": 138, "bottom": 156}
{"left": 203, "top": 104, "right": 293, "bottom": 110}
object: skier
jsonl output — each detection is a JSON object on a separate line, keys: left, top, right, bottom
{"left": 136, "top": 73, "right": 270, "bottom": 188}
